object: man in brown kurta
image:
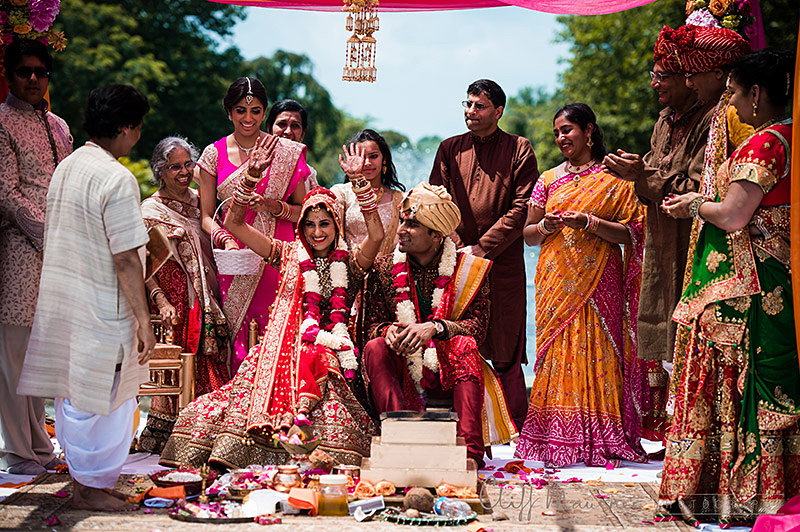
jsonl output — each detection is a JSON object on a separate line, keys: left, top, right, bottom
{"left": 603, "top": 28, "right": 714, "bottom": 442}
{"left": 429, "top": 79, "right": 537, "bottom": 431}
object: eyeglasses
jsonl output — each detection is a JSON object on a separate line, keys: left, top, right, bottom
{"left": 649, "top": 71, "right": 674, "bottom": 83}
{"left": 165, "top": 161, "right": 196, "bottom": 173}
{"left": 683, "top": 71, "right": 710, "bottom": 79}
{"left": 462, "top": 100, "right": 490, "bottom": 111}
{"left": 14, "top": 67, "right": 50, "bottom": 79}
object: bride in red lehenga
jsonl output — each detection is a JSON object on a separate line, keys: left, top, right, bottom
{"left": 160, "top": 138, "right": 385, "bottom": 469}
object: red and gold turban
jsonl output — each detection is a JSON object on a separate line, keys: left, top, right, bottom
{"left": 676, "top": 24, "right": 750, "bottom": 72}
{"left": 654, "top": 25, "right": 686, "bottom": 73}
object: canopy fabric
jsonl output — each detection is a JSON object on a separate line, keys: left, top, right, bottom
{"left": 210, "top": 0, "right": 658, "bottom": 15}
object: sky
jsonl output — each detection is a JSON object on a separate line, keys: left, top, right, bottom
{"left": 230, "top": 6, "right": 569, "bottom": 143}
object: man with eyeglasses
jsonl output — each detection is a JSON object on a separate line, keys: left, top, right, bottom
{"left": 430, "top": 79, "right": 538, "bottom": 434}
{"left": 676, "top": 24, "right": 752, "bottom": 150}
{"left": 0, "top": 38, "right": 72, "bottom": 475}
{"left": 602, "top": 26, "right": 716, "bottom": 446}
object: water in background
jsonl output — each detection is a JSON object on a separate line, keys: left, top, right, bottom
{"left": 393, "top": 142, "right": 538, "bottom": 383}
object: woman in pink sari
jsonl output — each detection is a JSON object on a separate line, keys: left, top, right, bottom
{"left": 196, "top": 77, "right": 311, "bottom": 374}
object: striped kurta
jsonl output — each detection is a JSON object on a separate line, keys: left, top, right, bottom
{"left": 18, "top": 142, "right": 149, "bottom": 416}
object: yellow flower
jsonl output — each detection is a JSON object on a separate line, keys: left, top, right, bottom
{"left": 13, "top": 24, "right": 32, "bottom": 35}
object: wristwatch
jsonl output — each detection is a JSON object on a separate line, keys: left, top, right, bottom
{"left": 433, "top": 320, "right": 445, "bottom": 338}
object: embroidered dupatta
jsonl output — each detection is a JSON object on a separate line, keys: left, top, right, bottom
{"left": 533, "top": 165, "right": 647, "bottom": 445}
{"left": 141, "top": 193, "right": 228, "bottom": 364}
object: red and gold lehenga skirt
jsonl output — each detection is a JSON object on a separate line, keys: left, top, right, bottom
{"left": 159, "top": 241, "right": 375, "bottom": 469}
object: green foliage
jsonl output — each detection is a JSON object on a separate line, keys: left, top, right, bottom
{"left": 500, "top": 86, "right": 562, "bottom": 171}
{"left": 760, "top": 1, "right": 800, "bottom": 51}
{"left": 120, "top": 157, "right": 157, "bottom": 199}
{"left": 51, "top": 0, "right": 245, "bottom": 160}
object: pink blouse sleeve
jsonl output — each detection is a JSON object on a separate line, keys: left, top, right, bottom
{"left": 530, "top": 175, "right": 547, "bottom": 209}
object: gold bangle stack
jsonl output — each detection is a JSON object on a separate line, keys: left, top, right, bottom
{"left": 272, "top": 200, "right": 290, "bottom": 220}
{"left": 148, "top": 287, "right": 166, "bottom": 304}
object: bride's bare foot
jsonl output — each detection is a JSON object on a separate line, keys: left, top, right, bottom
{"left": 72, "top": 481, "right": 136, "bottom": 512}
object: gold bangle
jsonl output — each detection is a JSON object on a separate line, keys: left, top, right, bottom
{"left": 148, "top": 287, "right": 165, "bottom": 304}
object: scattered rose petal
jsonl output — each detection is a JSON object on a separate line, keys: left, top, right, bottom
{"left": 493, "top": 472, "right": 504, "bottom": 478}
{"left": 595, "top": 494, "right": 609, "bottom": 499}
{"left": 641, "top": 521, "right": 655, "bottom": 525}
{"left": 512, "top": 474, "right": 520, "bottom": 479}
{"left": 603, "top": 488, "right": 619, "bottom": 494}
{"left": 643, "top": 504, "right": 655, "bottom": 510}
{"left": 478, "top": 474, "right": 485, "bottom": 479}
{"left": 561, "top": 477, "right": 581, "bottom": 483}
{"left": 631, "top": 474, "right": 638, "bottom": 477}
{"left": 542, "top": 510, "right": 557, "bottom": 516}
{"left": 45, "top": 514, "right": 61, "bottom": 526}
{"left": 605, "top": 463, "right": 615, "bottom": 470}
{"left": 52, "top": 490, "right": 68, "bottom": 498}
{"left": 624, "top": 483, "right": 636, "bottom": 487}
{"left": 143, "top": 508, "right": 154, "bottom": 514}
{"left": 483, "top": 465, "right": 496, "bottom": 470}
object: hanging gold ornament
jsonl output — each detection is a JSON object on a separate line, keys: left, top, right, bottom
{"left": 342, "top": 0, "right": 379, "bottom": 82}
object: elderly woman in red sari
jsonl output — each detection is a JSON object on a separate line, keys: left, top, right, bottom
{"left": 515, "top": 103, "right": 648, "bottom": 467}
{"left": 139, "top": 137, "right": 230, "bottom": 453}
{"left": 160, "top": 138, "right": 384, "bottom": 468}
{"left": 658, "top": 49, "right": 798, "bottom": 528}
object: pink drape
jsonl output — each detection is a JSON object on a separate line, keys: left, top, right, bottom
{"left": 209, "top": 0, "right": 657, "bottom": 15}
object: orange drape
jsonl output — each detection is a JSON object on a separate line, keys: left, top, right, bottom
{"left": 793, "top": 20, "right": 800, "bottom": 372}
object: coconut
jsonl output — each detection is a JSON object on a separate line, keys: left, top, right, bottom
{"left": 403, "top": 487, "right": 434, "bottom": 513}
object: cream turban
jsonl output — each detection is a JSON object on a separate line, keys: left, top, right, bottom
{"left": 401, "top": 183, "right": 461, "bottom": 236}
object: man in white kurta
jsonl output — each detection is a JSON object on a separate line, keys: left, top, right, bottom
{"left": 18, "top": 83, "right": 154, "bottom": 511}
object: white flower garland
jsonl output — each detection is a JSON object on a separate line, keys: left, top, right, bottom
{"left": 392, "top": 237, "right": 457, "bottom": 392}
{"left": 297, "top": 243, "right": 358, "bottom": 374}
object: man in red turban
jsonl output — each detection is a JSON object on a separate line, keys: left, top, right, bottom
{"left": 678, "top": 25, "right": 751, "bottom": 105}
{"left": 603, "top": 25, "right": 715, "bottom": 446}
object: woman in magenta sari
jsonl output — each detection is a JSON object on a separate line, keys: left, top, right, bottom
{"left": 196, "top": 77, "right": 310, "bottom": 374}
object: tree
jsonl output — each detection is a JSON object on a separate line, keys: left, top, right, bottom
{"left": 51, "top": 0, "right": 245, "bottom": 160}
{"left": 247, "top": 51, "right": 348, "bottom": 186}
{"left": 501, "top": 86, "right": 562, "bottom": 171}
{"left": 555, "top": 0, "right": 687, "bottom": 158}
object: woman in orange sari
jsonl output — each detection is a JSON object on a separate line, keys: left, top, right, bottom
{"left": 515, "top": 103, "right": 648, "bottom": 467}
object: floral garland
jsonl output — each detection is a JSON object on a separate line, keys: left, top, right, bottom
{"left": 297, "top": 242, "right": 358, "bottom": 378}
{"left": 391, "top": 237, "right": 457, "bottom": 392}
{"left": 0, "top": 0, "right": 66, "bottom": 75}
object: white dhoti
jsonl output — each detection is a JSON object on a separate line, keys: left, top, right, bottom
{"left": 54, "top": 372, "right": 136, "bottom": 489}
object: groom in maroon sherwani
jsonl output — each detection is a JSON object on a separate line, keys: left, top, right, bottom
{"left": 362, "top": 183, "right": 492, "bottom": 467}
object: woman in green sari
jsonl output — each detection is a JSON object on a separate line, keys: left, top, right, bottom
{"left": 657, "top": 49, "right": 799, "bottom": 528}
